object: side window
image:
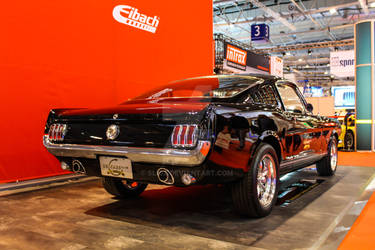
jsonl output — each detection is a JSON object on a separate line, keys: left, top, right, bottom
{"left": 247, "top": 84, "right": 279, "bottom": 107}
{"left": 241, "top": 94, "right": 253, "bottom": 103}
{"left": 260, "top": 85, "right": 278, "bottom": 106}
{"left": 276, "top": 84, "right": 306, "bottom": 113}
{"left": 253, "top": 88, "right": 262, "bottom": 103}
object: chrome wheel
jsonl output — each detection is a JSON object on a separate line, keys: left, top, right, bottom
{"left": 330, "top": 141, "right": 338, "bottom": 171}
{"left": 257, "top": 154, "right": 277, "bottom": 208}
{"left": 231, "top": 143, "right": 279, "bottom": 217}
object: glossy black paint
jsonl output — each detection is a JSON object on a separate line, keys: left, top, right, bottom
{"left": 45, "top": 75, "right": 341, "bottom": 185}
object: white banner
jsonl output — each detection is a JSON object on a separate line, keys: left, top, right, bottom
{"left": 330, "top": 50, "right": 354, "bottom": 78}
{"left": 270, "top": 56, "right": 283, "bottom": 78}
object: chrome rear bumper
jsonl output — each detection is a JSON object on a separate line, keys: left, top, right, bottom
{"left": 43, "top": 136, "right": 211, "bottom": 167}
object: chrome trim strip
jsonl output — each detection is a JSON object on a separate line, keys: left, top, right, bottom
{"left": 43, "top": 135, "right": 210, "bottom": 167}
{"left": 184, "top": 125, "right": 189, "bottom": 144}
{"left": 280, "top": 153, "right": 326, "bottom": 168}
{"left": 177, "top": 125, "right": 183, "bottom": 145}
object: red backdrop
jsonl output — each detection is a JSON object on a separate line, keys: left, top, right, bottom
{"left": 0, "top": 0, "right": 213, "bottom": 183}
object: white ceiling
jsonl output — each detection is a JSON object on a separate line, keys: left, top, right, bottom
{"left": 213, "top": 0, "right": 375, "bottom": 85}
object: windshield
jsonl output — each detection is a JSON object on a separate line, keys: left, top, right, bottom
{"left": 133, "top": 76, "right": 262, "bottom": 100}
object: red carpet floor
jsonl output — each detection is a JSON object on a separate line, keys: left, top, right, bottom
{"left": 338, "top": 151, "right": 375, "bottom": 167}
{"left": 338, "top": 151, "right": 375, "bottom": 249}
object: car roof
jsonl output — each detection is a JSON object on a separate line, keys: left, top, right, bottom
{"left": 235, "top": 73, "right": 280, "bottom": 80}
{"left": 173, "top": 74, "right": 279, "bottom": 83}
{"left": 172, "top": 74, "right": 287, "bottom": 87}
{"left": 217, "top": 74, "right": 296, "bottom": 86}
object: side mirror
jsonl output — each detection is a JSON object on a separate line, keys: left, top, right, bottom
{"left": 306, "top": 103, "right": 313, "bottom": 113}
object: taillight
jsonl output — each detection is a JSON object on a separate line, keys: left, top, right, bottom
{"left": 180, "top": 125, "right": 188, "bottom": 145}
{"left": 171, "top": 125, "right": 198, "bottom": 147}
{"left": 48, "top": 124, "right": 67, "bottom": 142}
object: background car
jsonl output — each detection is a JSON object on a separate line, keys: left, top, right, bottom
{"left": 338, "top": 112, "right": 355, "bottom": 151}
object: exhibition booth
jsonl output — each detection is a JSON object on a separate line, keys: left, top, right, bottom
{"left": 1, "top": 0, "right": 375, "bottom": 249}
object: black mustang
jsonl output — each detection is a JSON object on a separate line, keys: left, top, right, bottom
{"left": 44, "top": 75, "right": 341, "bottom": 217}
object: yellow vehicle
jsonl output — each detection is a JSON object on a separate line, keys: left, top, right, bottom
{"left": 338, "top": 113, "right": 355, "bottom": 150}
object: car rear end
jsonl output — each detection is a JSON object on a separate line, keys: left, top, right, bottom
{"left": 43, "top": 105, "right": 213, "bottom": 186}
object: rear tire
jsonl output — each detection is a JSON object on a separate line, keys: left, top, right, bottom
{"left": 102, "top": 177, "right": 148, "bottom": 198}
{"left": 344, "top": 131, "right": 354, "bottom": 151}
{"left": 231, "top": 143, "right": 279, "bottom": 217}
{"left": 316, "top": 138, "right": 338, "bottom": 176}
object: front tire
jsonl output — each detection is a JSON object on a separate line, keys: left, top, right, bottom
{"left": 316, "top": 138, "right": 338, "bottom": 176}
{"left": 231, "top": 143, "right": 279, "bottom": 217}
{"left": 102, "top": 177, "right": 148, "bottom": 198}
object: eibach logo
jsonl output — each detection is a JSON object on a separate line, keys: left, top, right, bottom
{"left": 113, "top": 5, "right": 160, "bottom": 33}
{"left": 226, "top": 45, "right": 247, "bottom": 66}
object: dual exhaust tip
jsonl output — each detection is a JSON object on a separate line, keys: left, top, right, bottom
{"left": 60, "top": 160, "right": 86, "bottom": 174}
{"left": 157, "top": 168, "right": 196, "bottom": 186}
{"left": 61, "top": 160, "right": 195, "bottom": 186}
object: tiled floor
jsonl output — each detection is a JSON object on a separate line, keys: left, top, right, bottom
{"left": 0, "top": 166, "right": 374, "bottom": 250}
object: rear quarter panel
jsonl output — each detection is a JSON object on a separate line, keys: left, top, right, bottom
{"left": 207, "top": 103, "right": 285, "bottom": 172}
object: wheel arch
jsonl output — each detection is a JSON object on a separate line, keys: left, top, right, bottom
{"left": 346, "top": 129, "right": 354, "bottom": 135}
{"left": 332, "top": 129, "right": 339, "bottom": 142}
{"left": 250, "top": 131, "right": 282, "bottom": 165}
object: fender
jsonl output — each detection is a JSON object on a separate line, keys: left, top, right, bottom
{"left": 246, "top": 130, "right": 283, "bottom": 171}
{"left": 326, "top": 128, "right": 340, "bottom": 144}
{"left": 331, "top": 128, "right": 341, "bottom": 139}
{"left": 259, "top": 130, "right": 280, "bottom": 141}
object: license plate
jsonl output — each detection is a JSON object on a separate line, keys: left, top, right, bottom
{"left": 99, "top": 156, "right": 133, "bottom": 179}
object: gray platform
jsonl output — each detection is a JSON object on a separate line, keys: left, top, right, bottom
{"left": 0, "top": 166, "right": 374, "bottom": 250}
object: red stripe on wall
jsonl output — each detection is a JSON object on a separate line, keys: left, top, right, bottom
{"left": 257, "top": 65, "right": 270, "bottom": 72}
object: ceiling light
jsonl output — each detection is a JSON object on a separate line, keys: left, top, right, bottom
{"left": 298, "top": 58, "right": 303, "bottom": 62}
{"left": 324, "top": 71, "right": 328, "bottom": 74}
{"left": 329, "top": 8, "right": 337, "bottom": 14}
{"left": 286, "top": 51, "right": 291, "bottom": 56}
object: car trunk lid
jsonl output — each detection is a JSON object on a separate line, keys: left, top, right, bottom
{"left": 46, "top": 100, "right": 211, "bottom": 148}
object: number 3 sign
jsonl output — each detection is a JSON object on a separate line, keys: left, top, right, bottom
{"left": 251, "top": 24, "right": 270, "bottom": 43}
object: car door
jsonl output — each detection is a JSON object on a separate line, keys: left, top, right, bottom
{"left": 275, "top": 81, "right": 319, "bottom": 164}
{"left": 291, "top": 84, "right": 324, "bottom": 156}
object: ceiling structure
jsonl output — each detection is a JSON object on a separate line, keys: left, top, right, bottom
{"left": 213, "top": 0, "right": 375, "bottom": 86}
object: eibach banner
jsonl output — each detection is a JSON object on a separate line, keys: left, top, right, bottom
{"left": 0, "top": 0, "right": 213, "bottom": 183}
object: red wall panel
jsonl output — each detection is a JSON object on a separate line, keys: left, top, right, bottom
{"left": 0, "top": 0, "right": 213, "bottom": 183}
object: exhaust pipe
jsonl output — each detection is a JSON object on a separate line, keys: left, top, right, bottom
{"left": 157, "top": 168, "right": 174, "bottom": 185}
{"left": 72, "top": 160, "right": 86, "bottom": 174}
{"left": 181, "top": 174, "right": 196, "bottom": 186}
{"left": 60, "top": 161, "right": 70, "bottom": 170}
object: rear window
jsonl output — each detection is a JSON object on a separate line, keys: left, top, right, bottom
{"left": 133, "top": 76, "right": 262, "bottom": 100}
